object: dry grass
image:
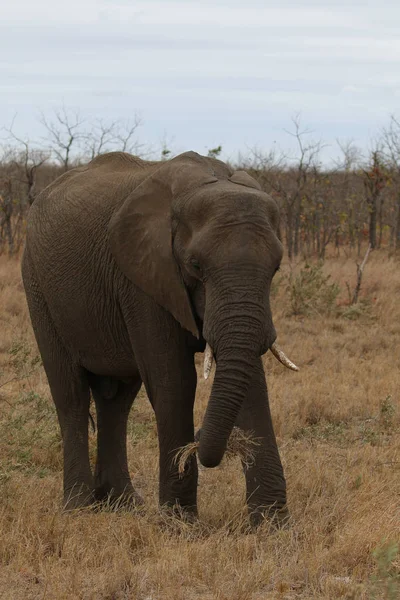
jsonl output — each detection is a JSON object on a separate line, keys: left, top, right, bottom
{"left": 0, "top": 248, "right": 399, "bottom": 599}
{"left": 174, "top": 428, "right": 260, "bottom": 476}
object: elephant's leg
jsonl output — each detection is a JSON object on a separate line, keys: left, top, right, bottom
{"left": 129, "top": 340, "right": 197, "bottom": 517}
{"left": 53, "top": 366, "right": 94, "bottom": 510}
{"left": 122, "top": 295, "right": 198, "bottom": 518}
{"left": 235, "top": 358, "right": 288, "bottom": 528}
{"left": 89, "top": 375, "right": 144, "bottom": 507}
{"left": 22, "top": 267, "right": 94, "bottom": 509}
{"left": 144, "top": 360, "right": 198, "bottom": 518}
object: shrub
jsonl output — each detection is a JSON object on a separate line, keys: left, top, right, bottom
{"left": 339, "top": 301, "right": 371, "bottom": 320}
{"left": 288, "top": 263, "right": 340, "bottom": 316}
{"left": 370, "top": 541, "right": 399, "bottom": 599}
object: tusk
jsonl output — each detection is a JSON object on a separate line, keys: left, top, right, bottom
{"left": 203, "top": 343, "right": 214, "bottom": 379}
{"left": 270, "top": 342, "right": 299, "bottom": 372}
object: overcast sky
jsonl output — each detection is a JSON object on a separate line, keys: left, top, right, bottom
{"left": 2, "top": 0, "right": 400, "bottom": 163}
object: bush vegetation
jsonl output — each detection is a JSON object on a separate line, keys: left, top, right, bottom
{"left": 2, "top": 109, "right": 400, "bottom": 258}
{"left": 287, "top": 263, "right": 340, "bottom": 316}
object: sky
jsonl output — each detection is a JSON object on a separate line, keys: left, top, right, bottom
{"left": 1, "top": 0, "right": 400, "bottom": 164}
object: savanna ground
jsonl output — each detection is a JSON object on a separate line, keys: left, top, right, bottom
{"left": 0, "top": 249, "right": 399, "bottom": 600}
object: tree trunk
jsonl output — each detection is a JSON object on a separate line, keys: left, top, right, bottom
{"left": 378, "top": 195, "right": 385, "bottom": 248}
{"left": 1, "top": 194, "right": 15, "bottom": 256}
{"left": 286, "top": 205, "right": 294, "bottom": 260}
{"left": 369, "top": 198, "right": 377, "bottom": 249}
{"left": 293, "top": 197, "right": 301, "bottom": 257}
{"left": 395, "top": 191, "right": 400, "bottom": 250}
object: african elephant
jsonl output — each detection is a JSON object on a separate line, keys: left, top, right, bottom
{"left": 21, "top": 151, "right": 297, "bottom": 525}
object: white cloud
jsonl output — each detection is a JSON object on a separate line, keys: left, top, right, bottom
{"left": 1, "top": 0, "right": 400, "bottom": 161}
{"left": 1, "top": 0, "right": 100, "bottom": 24}
{"left": 101, "top": 2, "right": 356, "bottom": 28}
{"left": 342, "top": 85, "right": 364, "bottom": 93}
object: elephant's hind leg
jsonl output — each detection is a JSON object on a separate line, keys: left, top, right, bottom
{"left": 22, "top": 254, "right": 94, "bottom": 509}
{"left": 89, "top": 375, "right": 144, "bottom": 508}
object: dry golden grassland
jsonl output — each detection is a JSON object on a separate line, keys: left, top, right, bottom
{"left": 0, "top": 250, "right": 399, "bottom": 599}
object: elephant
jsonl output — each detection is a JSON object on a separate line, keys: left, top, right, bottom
{"left": 21, "top": 150, "right": 297, "bottom": 526}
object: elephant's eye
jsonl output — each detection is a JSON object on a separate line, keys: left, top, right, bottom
{"left": 189, "top": 258, "right": 202, "bottom": 274}
{"left": 190, "top": 259, "right": 201, "bottom": 270}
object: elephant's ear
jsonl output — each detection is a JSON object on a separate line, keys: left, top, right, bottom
{"left": 108, "top": 158, "right": 216, "bottom": 338}
{"left": 229, "top": 170, "right": 262, "bottom": 190}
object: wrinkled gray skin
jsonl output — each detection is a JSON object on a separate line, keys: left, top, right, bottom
{"left": 22, "top": 151, "right": 287, "bottom": 526}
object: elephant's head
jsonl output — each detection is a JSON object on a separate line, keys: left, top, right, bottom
{"left": 109, "top": 151, "right": 297, "bottom": 468}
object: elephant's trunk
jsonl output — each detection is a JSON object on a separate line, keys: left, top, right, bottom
{"left": 198, "top": 276, "right": 270, "bottom": 468}
{"left": 197, "top": 341, "right": 257, "bottom": 468}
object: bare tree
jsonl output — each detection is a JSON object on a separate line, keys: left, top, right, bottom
{"left": 83, "top": 118, "right": 120, "bottom": 160}
{"left": 285, "top": 116, "right": 327, "bottom": 257}
{"left": 350, "top": 244, "right": 372, "bottom": 304}
{"left": 0, "top": 127, "right": 49, "bottom": 255}
{"left": 301, "top": 164, "right": 339, "bottom": 259}
{"left": 250, "top": 115, "right": 325, "bottom": 258}
{"left": 4, "top": 127, "right": 49, "bottom": 205}
{"left": 361, "top": 148, "right": 386, "bottom": 250}
{"left": 113, "top": 116, "right": 143, "bottom": 154}
{"left": 40, "top": 106, "right": 85, "bottom": 171}
{"left": 335, "top": 140, "right": 364, "bottom": 254}
{"left": 383, "top": 115, "right": 400, "bottom": 249}
{"left": 83, "top": 116, "right": 143, "bottom": 160}
{"left": 0, "top": 175, "right": 15, "bottom": 255}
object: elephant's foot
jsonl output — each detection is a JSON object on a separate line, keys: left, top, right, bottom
{"left": 94, "top": 482, "right": 144, "bottom": 510}
{"left": 63, "top": 484, "right": 96, "bottom": 511}
{"left": 159, "top": 485, "right": 198, "bottom": 525}
{"left": 158, "top": 502, "right": 199, "bottom": 533}
{"left": 164, "top": 502, "right": 198, "bottom": 522}
{"left": 248, "top": 504, "right": 290, "bottom": 530}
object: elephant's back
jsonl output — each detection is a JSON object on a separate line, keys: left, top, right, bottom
{"left": 26, "top": 153, "right": 159, "bottom": 255}
{"left": 86, "top": 151, "right": 157, "bottom": 172}
{"left": 30, "top": 153, "right": 157, "bottom": 221}
{"left": 23, "top": 153, "right": 157, "bottom": 365}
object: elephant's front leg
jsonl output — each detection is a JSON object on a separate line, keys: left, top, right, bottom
{"left": 125, "top": 294, "right": 198, "bottom": 518}
{"left": 140, "top": 348, "right": 198, "bottom": 518}
{"left": 235, "top": 357, "right": 288, "bottom": 528}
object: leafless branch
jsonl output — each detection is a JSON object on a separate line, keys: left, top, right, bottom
{"left": 40, "top": 106, "right": 85, "bottom": 170}
{"left": 114, "top": 116, "right": 142, "bottom": 153}
{"left": 4, "top": 126, "right": 49, "bottom": 204}
{"left": 82, "top": 115, "right": 143, "bottom": 160}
